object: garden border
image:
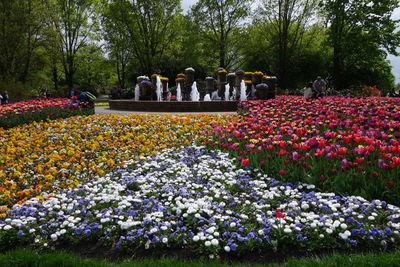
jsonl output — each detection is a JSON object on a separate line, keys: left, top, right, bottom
{"left": 109, "top": 100, "right": 238, "bottom": 112}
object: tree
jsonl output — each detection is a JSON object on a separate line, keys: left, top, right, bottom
{"left": 258, "top": 0, "right": 319, "bottom": 90}
{"left": 45, "top": 0, "right": 99, "bottom": 91}
{"left": 102, "top": 5, "right": 132, "bottom": 88}
{"left": 103, "top": 0, "right": 181, "bottom": 75}
{"left": 190, "top": 0, "right": 250, "bottom": 69}
{"left": 239, "top": 22, "right": 330, "bottom": 89}
{"left": 0, "top": 0, "right": 46, "bottom": 83}
{"left": 75, "top": 45, "right": 117, "bottom": 91}
{"left": 324, "top": 0, "right": 400, "bottom": 90}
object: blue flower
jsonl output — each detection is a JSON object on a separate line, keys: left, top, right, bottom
{"left": 230, "top": 243, "right": 238, "bottom": 251}
{"left": 17, "top": 230, "right": 24, "bottom": 239}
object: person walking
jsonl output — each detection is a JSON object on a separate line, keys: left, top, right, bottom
{"left": 313, "top": 76, "right": 326, "bottom": 98}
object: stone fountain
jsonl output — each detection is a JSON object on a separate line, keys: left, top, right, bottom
{"left": 109, "top": 67, "right": 277, "bottom": 112}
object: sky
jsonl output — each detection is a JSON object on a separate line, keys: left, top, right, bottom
{"left": 181, "top": 0, "right": 400, "bottom": 84}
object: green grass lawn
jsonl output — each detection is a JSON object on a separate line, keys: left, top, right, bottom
{"left": 1, "top": 249, "right": 400, "bottom": 267}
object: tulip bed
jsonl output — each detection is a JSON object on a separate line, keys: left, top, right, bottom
{"left": 206, "top": 96, "right": 400, "bottom": 205}
{"left": 0, "top": 98, "right": 94, "bottom": 129}
{"left": 1, "top": 96, "right": 400, "bottom": 261}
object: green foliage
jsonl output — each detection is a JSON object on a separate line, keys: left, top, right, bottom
{"left": 103, "top": 0, "right": 182, "bottom": 75}
{"left": 323, "top": 0, "right": 400, "bottom": 91}
{"left": 190, "top": 0, "right": 251, "bottom": 69}
{"left": 0, "top": 0, "right": 399, "bottom": 97}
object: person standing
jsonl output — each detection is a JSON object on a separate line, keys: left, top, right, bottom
{"left": 313, "top": 76, "right": 326, "bottom": 98}
{"left": 1, "top": 91, "right": 9, "bottom": 104}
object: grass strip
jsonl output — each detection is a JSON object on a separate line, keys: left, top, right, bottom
{"left": 1, "top": 249, "right": 400, "bottom": 267}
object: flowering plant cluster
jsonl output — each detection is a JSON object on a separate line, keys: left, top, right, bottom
{"left": 217, "top": 68, "right": 227, "bottom": 74}
{"left": 363, "top": 86, "right": 382, "bottom": 97}
{"left": 205, "top": 96, "right": 400, "bottom": 205}
{"left": 0, "top": 98, "right": 93, "bottom": 129}
{"left": 1, "top": 146, "right": 399, "bottom": 255}
{"left": 137, "top": 75, "right": 149, "bottom": 81}
{"left": 95, "top": 102, "right": 109, "bottom": 107}
{"left": 0, "top": 114, "right": 233, "bottom": 215}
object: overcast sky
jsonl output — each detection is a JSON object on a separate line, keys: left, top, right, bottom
{"left": 181, "top": 0, "right": 400, "bottom": 84}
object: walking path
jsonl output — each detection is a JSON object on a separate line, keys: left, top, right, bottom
{"left": 95, "top": 106, "right": 236, "bottom": 115}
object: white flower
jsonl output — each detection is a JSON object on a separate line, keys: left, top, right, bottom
{"left": 283, "top": 228, "right": 292, "bottom": 234}
{"left": 301, "top": 203, "right": 309, "bottom": 210}
{"left": 193, "top": 236, "right": 199, "bottom": 242}
{"left": 211, "top": 239, "right": 219, "bottom": 246}
{"left": 230, "top": 222, "right": 236, "bottom": 228}
{"left": 224, "top": 246, "right": 230, "bottom": 252}
{"left": 205, "top": 240, "right": 211, "bottom": 247}
{"left": 3, "top": 225, "right": 12, "bottom": 230}
{"left": 340, "top": 223, "right": 347, "bottom": 229}
{"left": 339, "top": 233, "right": 348, "bottom": 240}
{"left": 51, "top": 234, "right": 58, "bottom": 241}
{"left": 162, "top": 238, "right": 168, "bottom": 243}
{"left": 326, "top": 228, "right": 333, "bottom": 234}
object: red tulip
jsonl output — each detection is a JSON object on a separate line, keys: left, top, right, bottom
{"left": 275, "top": 209, "right": 286, "bottom": 218}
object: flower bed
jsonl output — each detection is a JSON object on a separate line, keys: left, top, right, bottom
{"left": 1, "top": 146, "right": 399, "bottom": 255}
{"left": 0, "top": 98, "right": 94, "bottom": 129}
{"left": 95, "top": 102, "right": 109, "bottom": 106}
{"left": 0, "top": 114, "right": 234, "bottom": 212}
{"left": 206, "top": 96, "right": 400, "bottom": 205}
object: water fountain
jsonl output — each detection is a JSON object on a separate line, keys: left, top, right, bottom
{"left": 190, "top": 82, "right": 200, "bottom": 101}
{"left": 176, "top": 83, "right": 182, "bottom": 101}
{"left": 109, "top": 67, "right": 277, "bottom": 112}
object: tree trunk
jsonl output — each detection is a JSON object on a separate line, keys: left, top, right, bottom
{"left": 116, "top": 62, "right": 121, "bottom": 87}
{"left": 121, "top": 62, "right": 126, "bottom": 88}
{"left": 219, "top": 38, "right": 226, "bottom": 68}
{"left": 331, "top": 0, "right": 345, "bottom": 90}
{"left": 52, "top": 64, "right": 58, "bottom": 91}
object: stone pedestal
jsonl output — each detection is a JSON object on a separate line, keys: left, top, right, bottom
{"left": 217, "top": 70, "right": 227, "bottom": 98}
{"left": 235, "top": 70, "right": 245, "bottom": 100}
{"left": 139, "top": 81, "right": 153, "bottom": 100}
{"left": 184, "top": 68, "right": 195, "bottom": 101}
{"left": 205, "top": 77, "right": 215, "bottom": 94}
{"left": 262, "top": 76, "right": 277, "bottom": 99}
{"left": 256, "top": 83, "right": 269, "bottom": 100}
{"left": 227, "top": 73, "right": 236, "bottom": 98}
{"left": 252, "top": 72, "right": 263, "bottom": 87}
{"left": 245, "top": 80, "right": 252, "bottom": 96}
{"left": 151, "top": 74, "right": 160, "bottom": 100}
{"left": 244, "top": 72, "right": 253, "bottom": 81}
{"left": 161, "top": 78, "right": 169, "bottom": 100}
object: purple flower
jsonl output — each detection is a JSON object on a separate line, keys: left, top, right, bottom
{"left": 17, "top": 230, "right": 24, "bottom": 239}
{"left": 384, "top": 227, "right": 392, "bottom": 235}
